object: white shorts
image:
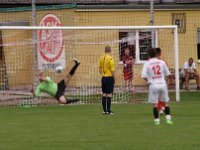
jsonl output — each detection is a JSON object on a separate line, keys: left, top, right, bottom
{"left": 148, "top": 83, "right": 169, "bottom": 103}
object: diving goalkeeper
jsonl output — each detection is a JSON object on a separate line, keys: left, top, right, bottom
{"left": 33, "top": 59, "right": 80, "bottom": 104}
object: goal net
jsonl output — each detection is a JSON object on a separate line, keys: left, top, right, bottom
{"left": 0, "top": 25, "right": 179, "bottom": 107}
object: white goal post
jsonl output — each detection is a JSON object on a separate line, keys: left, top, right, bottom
{"left": 0, "top": 25, "right": 180, "bottom": 102}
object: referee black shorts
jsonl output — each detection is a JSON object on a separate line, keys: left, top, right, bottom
{"left": 101, "top": 77, "right": 114, "bottom": 94}
{"left": 55, "top": 79, "right": 66, "bottom": 100}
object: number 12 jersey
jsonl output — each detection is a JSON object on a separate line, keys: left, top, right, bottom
{"left": 141, "top": 58, "right": 171, "bottom": 85}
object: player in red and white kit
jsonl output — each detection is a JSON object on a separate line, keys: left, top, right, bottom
{"left": 141, "top": 48, "right": 173, "bottom": 125}
{"left": 122, "top": 47, "right": 135, "bottom": 92}
{"left": 156, "top": 48, "right": 166, "bottom": 115}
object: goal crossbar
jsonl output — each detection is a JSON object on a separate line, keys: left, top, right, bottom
{"left": 0, "top": 25, "right": 177, "bottom": 30}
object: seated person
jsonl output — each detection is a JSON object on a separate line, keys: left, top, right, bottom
{"left": 180, "top": 58, "right": 200, "bottom": 90}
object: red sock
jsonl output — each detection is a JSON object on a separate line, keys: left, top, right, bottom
{"left": 158, "top": 101, "right": 165, "bottom": 111}
{"left": 158, "top": 101, "right": 162, "bottom": 111}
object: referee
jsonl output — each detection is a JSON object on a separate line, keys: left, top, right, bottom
{"left": 98, "top": 46, "right": 115, "bottom": 115}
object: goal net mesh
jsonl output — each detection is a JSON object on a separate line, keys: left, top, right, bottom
{"left": 0, "top": 26, "right": 177, "bottom": 106}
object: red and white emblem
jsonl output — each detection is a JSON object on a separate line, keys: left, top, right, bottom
{"left": 38, "top": 14, "right": 65, "bottom": 70}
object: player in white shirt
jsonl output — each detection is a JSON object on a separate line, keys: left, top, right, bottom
{"left": 156, "top": 48, "right": 166, "bottom": 115}
{"left": 141, "top": 48, "right": 173, "bottom": 125}
{"left": 180, "top": 58, "right": 200, "bottom": 90}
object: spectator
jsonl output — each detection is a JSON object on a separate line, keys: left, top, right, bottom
{"left": 180, "top": 58, "right": 200, "bottom": 90}
{"left": 122, "top": 47, "right": 135, "bottom": 92}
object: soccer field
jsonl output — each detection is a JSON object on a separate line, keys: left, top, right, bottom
{"left": 0, "top": 95, "right": 200, "bottom": 150}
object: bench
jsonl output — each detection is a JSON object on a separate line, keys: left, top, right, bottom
{"left": 179, "top": 75, "right": 195, "bottom": 89}
{"left": 168, "top": 68, "right": 195, "bottom": 89}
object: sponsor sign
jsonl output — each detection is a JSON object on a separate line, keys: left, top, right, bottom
{"left": 38, "top": 14, "right": 65, "bottom": 70}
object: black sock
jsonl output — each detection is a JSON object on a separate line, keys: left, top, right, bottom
{"left": 102, "top": 96, "right": 107, "bottom": 112}
{"left": 165, "top": 106, "right": 170, "bottom": 115}
{"left": 107, "top": 97, "right": 111, "bottom": 113}
{"left": 66, "top": 99, "right": 79, "bottom": 104}
{"left": 69, "top": 63, "right": 80, "bottom": 76}
{"left": 153, "top": 107, "right": 159, "bottom": 119}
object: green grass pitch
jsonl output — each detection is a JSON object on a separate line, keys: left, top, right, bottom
{"left": 0, "top": 93, "right": 200, "bottom": 150}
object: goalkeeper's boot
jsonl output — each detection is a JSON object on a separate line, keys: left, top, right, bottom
{"left": 166, "top": 120, "right": 173, "bottom": 125}
{"left": 73, "top": 58, "right": 81, "bottom": 65}
{"left": 66, "top": 99, "right": 80, "bottom": 104}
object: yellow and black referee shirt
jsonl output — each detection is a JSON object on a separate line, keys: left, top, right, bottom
{"left": 98, "top": 54, "right": 115, "bottom": 77}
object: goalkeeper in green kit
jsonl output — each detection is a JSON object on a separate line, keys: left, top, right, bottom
{"left": 33, "top": 59, "right": 80, "bottom": 104}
